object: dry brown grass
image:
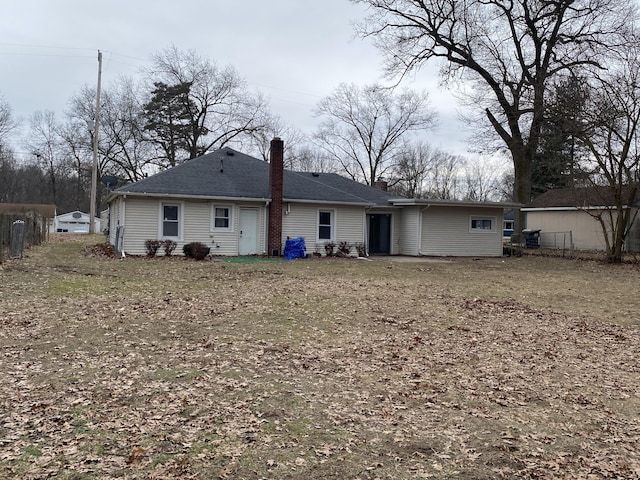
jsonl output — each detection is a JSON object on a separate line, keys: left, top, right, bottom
{"left": 1, "top": 236, "right": 639, "bottom": 479}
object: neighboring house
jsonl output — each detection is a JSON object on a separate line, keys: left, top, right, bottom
{"left": 106, "top": 138, "right": 520, "bottom": 257}
{"left": 52, "top": 210, "right": 100, "bottom": 234}
{"left": 523, "top": 186, "right": 640, "bottom": 252}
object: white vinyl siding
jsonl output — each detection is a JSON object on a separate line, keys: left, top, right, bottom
{"left": 282, "top": 203, "right": 366, "bottom": 254}
{"left": 108, "top": 197, "right": 124, "bottom": 245}
{"left": 525, "top": 210, "right": 608, "bottom": 251}
{"left": 118, "top": 198, "right": 266, "bottom": 256}
{"left": 185, "top": 201, "right": 265, "bottom": 256}
{"left": 391, "top": 211, "right": 401, "bottom": 255}
{"left": 335, "top": 207, "right": 364, "bottom": 243}
{"left": 420, "top": 206, "right": 503, "bottom": 257}
{"left": 397, "top": 206, "right": 420, "bottom": 256}
{"left": 184, "top": 201, "right": 221, "bottom": 253}
{"left": 121, "top": 198, "right": 161, "bottom": 255}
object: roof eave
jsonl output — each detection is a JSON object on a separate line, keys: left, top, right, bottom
{"left": 284, "top": 197, "right": 398, "bottom": 207}
{"left": 108, "top": 191, "right": 399, "bottom": 207}
{"left": 523, "top": 205, "right": 630, "bottom": 211}
{"left": 391, "top": 198, "right": 523, "bottom": 209}
{"left": 109, "top": 191, "right": 270, "bottom": 203}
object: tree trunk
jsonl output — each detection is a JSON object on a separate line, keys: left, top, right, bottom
{"left": 609, "top": 207, "right": 627, "bottom": 263}
{"left": 512, "top": 149, "right": 532, "bottom": 233}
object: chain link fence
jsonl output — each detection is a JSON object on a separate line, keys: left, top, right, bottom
{"left": 504, "top": 231, "right": 574, "bottom": 258}
{"left": 538, "top": 231, "right": 575, "bottom": 258}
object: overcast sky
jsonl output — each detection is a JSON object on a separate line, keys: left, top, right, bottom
{"left": 0, "top": 0, "right": 472, "bottom": 160}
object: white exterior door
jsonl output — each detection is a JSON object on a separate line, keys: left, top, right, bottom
{"left": 239, "top": 208, "right": 259, "bottom": 255}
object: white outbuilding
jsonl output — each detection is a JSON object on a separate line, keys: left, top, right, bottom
{"left": 52, "top": 210, "right": 100, "bottom": 234}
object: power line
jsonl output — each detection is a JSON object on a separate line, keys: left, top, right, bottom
{"left": 0, "top": 43, "right": 147, "bottom": 64}
{"left": 0, "top": 42, "right": 96, "bottom": 51}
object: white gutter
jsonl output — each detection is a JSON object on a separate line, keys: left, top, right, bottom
{"left": 111, "top": 191, "right": 270, "bottom": 203}
{"left": 263, "top": 200, "right": 270, "bottom": 255}
{"left": 363, "top": 206, "right": 374, "bottom": 255}
{"left": 392, "top": 198, "right": 523, "bottom": 209}
{"left": 109, "top": 191, "right": 395, "bottom": 209}
{"left": 522, "top": 206, "right": 625, "bottom": 212}
{"left": 418, "top": 204, "right": 431, "bottom": 257}
{"left": 120, "top": 196, "right": 126, "bottom": 258}
{"left": 284, "top": 198, "right": 393, "bottom": 208}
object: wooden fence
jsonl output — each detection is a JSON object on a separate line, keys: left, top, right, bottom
{"left": 0, "top": 203, "right": 55, "bottom": 262}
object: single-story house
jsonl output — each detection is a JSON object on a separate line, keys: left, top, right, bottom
{"left": 51, "top": 210, "right": 101, "bottom": 234}
{"left": 106, "top": 138, "right": 520, "bottom": 257}
{"left": 523, "top": 186, "right": 640, "bottom": 252}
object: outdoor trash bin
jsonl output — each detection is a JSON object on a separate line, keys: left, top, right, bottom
{"left": 522, "top": 229, "right": 541, "bottom": 248}
{"left": 284, "top": 237, "right": 306, "bottom": 260}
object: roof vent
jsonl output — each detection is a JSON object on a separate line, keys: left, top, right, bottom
{"left": 312, "top": 172, "right": 320, "bottom": 177}
{"left": 226, "top": 150, "right": 235, "bottom": 156}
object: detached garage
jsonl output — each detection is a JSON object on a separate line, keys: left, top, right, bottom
{"left": 52, "top": 211, "right": 101, "bottom": 234}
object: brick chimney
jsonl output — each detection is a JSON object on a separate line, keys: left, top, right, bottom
{"left": 373, "top": 177, "right": 388, "bottom": 192}
{"left": 268, "top": 137, "right": 284, "bottom": 256}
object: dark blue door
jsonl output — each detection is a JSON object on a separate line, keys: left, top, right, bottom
{"left": 368, "top": 214, "right": 391, "bottom": 254}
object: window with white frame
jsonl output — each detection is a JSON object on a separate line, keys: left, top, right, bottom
{"left": 318, "top": 210, "right": 334, "bottom": 240}
{"left": 212, "top": 205, "right": 232, "bottom": 230}
{"left": 162, "top": 204, "right": 180, "bottom": 238}
{"left": 470, "top": 216, "right": 496, "bottom": 232}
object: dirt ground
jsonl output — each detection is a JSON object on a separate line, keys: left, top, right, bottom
{"left": 1, "top": 235, "right": 639, "bottom": 479}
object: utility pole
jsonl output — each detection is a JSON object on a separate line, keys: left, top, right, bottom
{"left": 89, "top": 50, "right": 103, "bottom": 234}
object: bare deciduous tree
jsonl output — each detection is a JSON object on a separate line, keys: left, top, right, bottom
{"left": 100, "top": 78, "right": 156, "bottom": 181}
{"left": 289, "top": 145, "right": 339, "bottom": 174}
{"left": 577, "top": 47, "right": 640, "bottom": 263}
{"left": 463, "top": 156, "right": 505, "bottom": 202}
{"left": 145, "top": 45, "right": 269, "bottom": 162}
{"left": 25, "top": 110, "right": 67, "bottom": 206}
{"left": 314, "top": 83, "right": 436, "bottom": 185}
{"left": 68, "top": 79, "right": 158, "bottom": 184}
{"left": 245, "top": 112, "right": 308, "bottom": 169}
{"left": 392, "top": 141, "right": 434, "bottom": 198}
{"left": 354, "top": 0, "right": 635, "bottom": 227}
{"left": 55, "top": 119, "right": 92, "bottom": 211}
{"left": 393, "top": 141, "right": 507, "bottom": 200}
{"left": 426, "top": 149, "right": 463, "bottom": 200}
{"left": 0, "top": 93, "right": 19, "bottom": 147}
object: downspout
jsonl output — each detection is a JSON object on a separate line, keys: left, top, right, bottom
{"left": 364, "top": 206, "right": 374, "bottom": 256}
{"left": 263, "top": 200, "right": 270, "bottom": 255}
{"left": 120, "top": 196, "right": 126, "bottom": 258}
{"left": 418, "top": 204, "right": 431, "bottom": 257}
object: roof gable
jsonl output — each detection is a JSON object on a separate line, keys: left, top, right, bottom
{"left": 56, "top": 211, "right": 89, "bottom": 221}
{"left": 113, "top": 147, "right": 401, "bottom": 206}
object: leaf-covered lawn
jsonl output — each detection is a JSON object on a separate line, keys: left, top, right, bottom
{"left": 1, "top": 236, "right": 639, "bottom": 479}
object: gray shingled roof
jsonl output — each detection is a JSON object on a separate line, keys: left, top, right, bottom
{"left": 525, "top": 185, "right": 639, "bottom": 208}
{"left": 113, "top": 147, "right": 401, "bottom": 206}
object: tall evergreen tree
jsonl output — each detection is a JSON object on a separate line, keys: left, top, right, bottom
{"left": 532, "top": 76, "right": 590, "bottom": 198}
{"left": 143, "top": 81, "right": 200, "bottom": 168}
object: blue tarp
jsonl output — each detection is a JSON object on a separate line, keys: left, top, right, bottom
{"left": 284, "top": 237, "right": 306, "bottom": 260}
